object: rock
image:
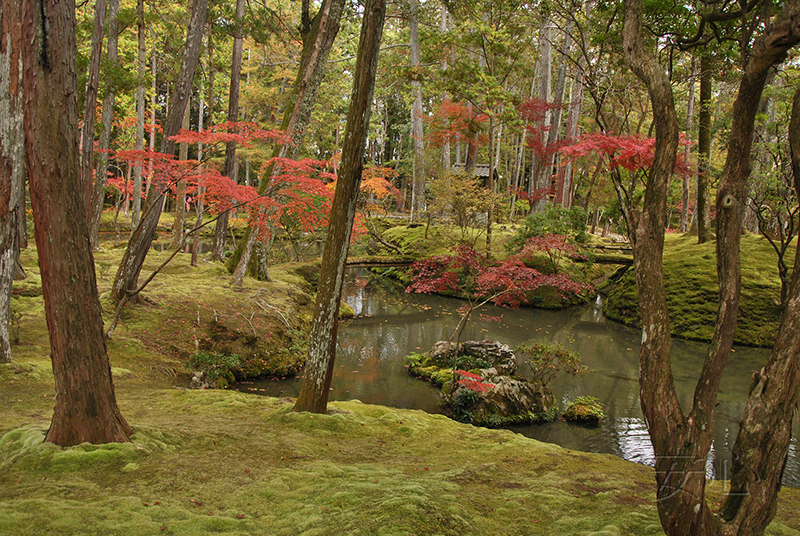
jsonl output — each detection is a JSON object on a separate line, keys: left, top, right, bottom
{"left": 426, "top": 340, "right": 516, "bottom": 375}
{"left": 190, "top": 371, "right": 213, "bottom": 389}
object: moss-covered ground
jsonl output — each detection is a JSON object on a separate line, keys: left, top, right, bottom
{"left": 2, "top": 222, "right": 800, "bottom": 534}
{"left": 601, "top": 232, "right": 795, "bottom": 347}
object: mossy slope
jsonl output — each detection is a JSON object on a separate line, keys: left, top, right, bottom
{"left": 602, "top": 233, "right": 792, "bottom": 347}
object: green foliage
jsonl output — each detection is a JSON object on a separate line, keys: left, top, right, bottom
{"left": 509, "top": 205, "right": 588, "bottom": 252}
{"left": 516, "top": 340, "right": 589, "bottom": 387}
{"left": 564, "top": 396, "right": 606, "bottom": 426}
{"left": 189, "top": 351, "right": 241, "bottom": 389}
{"left": 427, "top": 172, "right": 493, "bottom": 245}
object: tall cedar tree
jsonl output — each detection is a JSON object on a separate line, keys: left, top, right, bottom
{"left": 21, "top": 0, "right": 132, "bottom": 446}
{"left": 294, "top": 0, "right": 386, "bottom": 413}
{"left": 622, "top": 0, "right": 800, "bottom": 534}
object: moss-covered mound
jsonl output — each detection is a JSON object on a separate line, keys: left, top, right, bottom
{"left": 407, "top": 341, "right": 556, "bottom": 427}
{"left": 564, "top": 396, "right": 606, "bottom": 426}
{"left": 601, "top": 232, "right": 791, "bottom": 347}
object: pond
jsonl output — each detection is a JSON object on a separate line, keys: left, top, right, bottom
{"left": 234, "top": 269, "right": 799, "bottom": 486}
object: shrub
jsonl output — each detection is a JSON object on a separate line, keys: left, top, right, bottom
{"left": 516, "top": 340, "right": 588, "bottom": 387}
{"left": 189, "top": 351, "right": 241, "bottom": 389}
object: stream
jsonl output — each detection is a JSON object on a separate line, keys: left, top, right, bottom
{"left": 234, "top": 269, "right": 799, "bottom": 486}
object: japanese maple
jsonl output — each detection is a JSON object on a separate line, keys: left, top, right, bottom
{"left": 406, "top": 244, "right": 591, "bottom": 343}
{"left": 425, "top": 99, "right": 489, "bottom": 149}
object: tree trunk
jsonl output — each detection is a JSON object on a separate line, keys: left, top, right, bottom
{"left": 132, "top": 0, "right": 146, "bottom": 231}
{"left": 80, "top": 0, "right": 107, "bottom": 213}
{"left": 170, "top": 99, "right": 191, "bottom": 250}
{"left": 697, "top": 52, "right": 713, "bottom": 243}
{"left": 89, "top": 0, "right": 120, "bottom": 250}
{"left": 624, "top": 0, "right": 800, "bottom": 534}
{"left": 294, "top": 0, "right": 386, "bottom": 414}
{"left": 0, "top": 0, "right": 24, "bottom": 363}
{"left": 111, "top": 0, "right": 208, "bottom": 304}
{"left": 231, "top": 0, "right": 345, "bottom": 280}
{"left": 622, "top": 0, "right": 711, "bottom": 533}
{"left": 682, "top": 55, "right": 695, "bottom": 232}
{"left": 21, "top": 0, "right": 132, "bottom": 446}
{"left": 211, "top": 0, "right": 246, "bottom": 261}
{"left": 715, "top": 10, "right": 800, "bottom": 533}
{"left": 409, "top": 0, "right": 425, "bottom": 221}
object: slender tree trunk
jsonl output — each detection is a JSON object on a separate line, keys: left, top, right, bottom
{"left": 231, "top": 0, "right": 345, "bottom": 280}
{"left": 0, "top": 0, "right": 24, "bottom": 363}
{"left": 294, "top": 0, "right": 386, "bottom": 413}
{"left": 170, "top": 99, "right": 191, "bottom": 249}
{"left": 716, "top": 14, "right": 800, "bottom": 534}
{"left": 440, "top": 3, "right": 450, "bottom": 170}
{"left": 622, "top": 0, "right": 707, "bottom": 533}
{"left": 409, "top": 0, "right": 425, "bottom": 220}
{"left": 80, "top": 0, "right": 107, "bottom": 212}
{"left": 21, "top": 0, "right": 132, "bottom": 446}
{"left": 211, "top": 0, "right": 246, "bottom": 261}
{"left": 111, "top": 0, "right": 209, "bottom": 304}
{"left": 697, "top": 52, "right": 713, "bottom": 243}
{"left": 132, "top": 0, "right": 145, "bottom": 231}
{"left": 89, "top": 0, "right": 120, "bottom": 250}
{"left": 682, "top": 55, "right": 696, "bottom": 232}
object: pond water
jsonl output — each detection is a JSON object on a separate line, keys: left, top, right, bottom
{"left": 234, "top": 269, "right": 799, "bottom": 486}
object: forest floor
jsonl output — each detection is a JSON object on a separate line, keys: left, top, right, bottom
{"left": 1, "top": 217, "right": 799, "bottom": 534}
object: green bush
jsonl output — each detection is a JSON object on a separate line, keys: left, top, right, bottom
{"left": 516, "top": 340, "right": 588, "bottom": 387}
{"left": 508, "top": 205, "right": 588, "bottom": 252}
{"left": 189, "top": 351, "right": 242, "bottom": 389}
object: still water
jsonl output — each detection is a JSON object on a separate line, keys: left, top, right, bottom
{"left": 235, "top": 269, "right": 799, "bottom": 486}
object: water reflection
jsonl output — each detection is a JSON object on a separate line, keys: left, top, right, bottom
{"left": 235, "top": 269, "right": 797, "bottom": 486}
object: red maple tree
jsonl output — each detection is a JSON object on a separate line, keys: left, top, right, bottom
{"left": 406, "top": 244, "right": 591, "bottom": 342}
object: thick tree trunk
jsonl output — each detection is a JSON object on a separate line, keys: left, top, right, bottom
{"left": 409, "top": 0, "right": 425, "bottom": 221}
{"left": 111, "top": 0, "right": 208, "bottom": 303}
{"left": 89, "top": 0, "right": 120, "bottom": 250}
{"left": 294, "top": 0, "right": 386, "bottom": 413}
{"left": 21, "top": 0, "right": 132, "bottom": 446}
{"left": 624, "top": 0, "right": 800, "bottom": 534}
{"left": 132, "top": 0, "right": 145, "bottom": 231}
{"left": 80, "top": 0, "right": 107, "bottom": 212}
{"left": 210, "top": 0, "right": 246, "bottom": 261}
{"left": 697, "top": 52, "right": 713, "bottom": 243}
{"left": 622, "top": 1, "right": 713, "bottom": 533}
{"left": 0, "top": 0, "right": 24, "bottom": 363}
{"left": 715, "top": 11, "right": 800, "bottom": 533}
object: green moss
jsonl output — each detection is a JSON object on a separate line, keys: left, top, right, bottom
{"left": 564, "top": 396, "right": 606, "bottom": 426}
{"left": 602, "top": 233, "right": 788, "bottom": 347}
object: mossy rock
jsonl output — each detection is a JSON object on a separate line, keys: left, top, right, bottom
{"left": 564, "top": 397, "right": 606, "bottom": 426}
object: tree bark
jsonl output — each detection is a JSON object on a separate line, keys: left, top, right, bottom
{"left": 21, "top": 0, "right": 132, "bottom": 446}
{"left": 294, "top": 0, "right": 386, "bottom": 414}
{"left": 211, "top": 0, "right": 246, "bottom": 261}
{"left": 715, "top": 8, "right": 800, "bottom": 532}
{"left": 0, "top": 0, "right": 24, "bottom": 363}
{"left": 80, "top": 0, "right": 107, "bottom": 213}
{"left": 89, "top": 0, "right": 120, "bottom": 250}
{"left": 111, "top": 0, "right": 208, "bottom": 303}
{"left": 622, "top": 0, "right": 711, "bottom": 533}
